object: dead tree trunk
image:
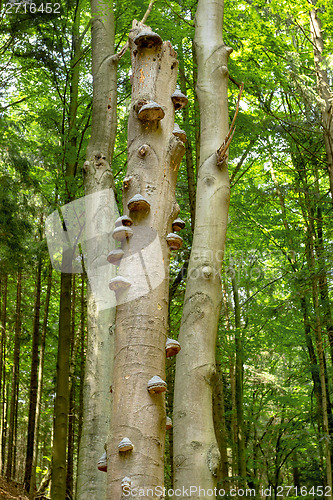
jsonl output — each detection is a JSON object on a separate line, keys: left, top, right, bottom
{"left": 173, "top": 0, "right": 231, "bottom": 495}
{"left": 107, "top": 21, "right": 185, "bottom": 498}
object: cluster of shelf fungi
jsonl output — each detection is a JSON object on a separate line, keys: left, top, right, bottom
{"left": 97, "top": 28, "right": 188, "bottom": 485}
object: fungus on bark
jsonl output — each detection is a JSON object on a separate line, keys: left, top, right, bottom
{"left": 121, "top": 477, "right": 132, "bottom": 490}
{"left": 166, "top": 232, "right": 183, "bottom": 250}
{"left": 172, "top": 123, "right": 187, "bottom": 143}
{"left": 97, "top": 451, "right": 107, "bottom": 472}
{"left": 133, "top": 30, "right": 163, "bottom": 49}
{"left": 138, "top": 101, "right": 165, "bottom": 122}
{"left": 165, "top": 337, "right": 181, "bottom": 357}
{"left": 147, "top": 375, "right": 167, "bottom": 394}
{"left": 172, "top": 217, "right": 185, "bottom": 232}
{"left": 166, "top": 416, "right": 173, "bottom": 430}
{"left": 115, "top": 215, "right": 133, "bottom": 227}
{"left": 107, "top": 248, "right": 124, "bottom": 265}
{"left": 123, "top": 176, "right": 133, "bottom": 189}
{"left": 108, "top": 276, "right": 131, "bottom": 292}
{"left": 127, "top": 194, "right": 151, "bottom": 212}
{"left": 171, "top": 89, "right": 188, "bottom": 110}
{"left": 118, "top": 438, "right": 134, "bottom": 452}
{"left": 112, "top": 226, "right": 134, "bottom": 241}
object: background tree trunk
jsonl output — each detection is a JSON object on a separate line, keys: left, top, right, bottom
{"left": 76, "top": 0, "right": 118, "bottom": 496}
{"left": 173, "top": 0, "right": 231, "bottom": 496}
{"left": 24, "top": 259, "right": 42, "bottom": 494}
{"left": 5, "top": 270, "right": 21, "bottom": 481}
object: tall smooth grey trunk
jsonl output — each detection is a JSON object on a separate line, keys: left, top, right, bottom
{"left": 173, "top": 0, "right": 231, "bottom": 496}
{"left": 76, "top": 0, "right": 118, "bottom": 497}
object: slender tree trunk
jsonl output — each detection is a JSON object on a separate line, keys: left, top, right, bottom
{"left": 76, "top": 275, "right": 85, "bottom": 460}
{"left": 231, "top": 272, "right": 246, "bottom": 485}
{"left": 305, "top": 215, "right": 332, "bottom": 495}
{"left": 51, "top": 272, "right": 72, "bottom": 500}
{"left": 25, "top": 258, "right": 42, "bottom": 494}
{"left": 6, "top": 270, "right": 22, "bottom": 481}
{"left": 30, "top": 263, "right": 52, "bottom": 494}
{"left": 0, "top": 274, "right": 7, "bottom": 473}
{"left": 173, "top": 1, "right": 231, "bottom": 495}
{"left": 107, "top": 21, "right": 185, "bottom": 498}
{"left": 0, "top": 275, "right": 8, "bottom": 473}
{"left": 76, "top": 0, "right": 117, "bottom": 496}
{"left": 212, "top": 348, "right": 229, "bottom": 491}
{"left": 51, "top": 1, "right": 83, "bottom": 496}
{"left": 66, "top": 276, "right": 76, "bottom": 500}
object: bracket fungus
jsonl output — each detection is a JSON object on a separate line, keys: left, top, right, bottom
{"left": 107, "top": 248, "right": 124, "bottom": 266}
{"left": 112, "top": 226, "right": 134, "bottom": 242}
{"left": 171, "top": 89, "right": 188, "bottom": 110}
{"left": 127, "top": 194, "right": 151, "bottom": 212}
{"left": 147, "top": 375, "right": 167, "bottom": 394}
{"left": 166, "top": 233, "right": 183, "bottom": 250}
{"left": 121, "top": 477, "right": 132, "bottom": 490}
{"left": 172, "top": 217, "right": 185, "bottom": 232}
{"left": 123, "top": 176, "right": 133, "bottom": 190}
{"left": 172, "top": 123, "right": 187, "bottom": 143}
{"left": 165, "top": 337, "right": 181, "bottom": 357}
{"left": 108, "top": 276, "right": 131, "bottom": 292}
{"left": 115, "top": 215, "right": 133, "bottom": 227}
{"left": 97, "top": 451, "right": 107, "bottom": 472}
{"left": 166, "top": 416, "right": 173, "bottom": 430}
{"left": 138, "top": 101, "right": 165, "bottom": 122}
{"left": 133, "top": 30, "right": 163, "bottom": 49}
{"left": 118, "top": 438, "right": 134, "bottom": 452}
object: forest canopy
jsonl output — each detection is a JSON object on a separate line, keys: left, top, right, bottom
{"left": 0, "top": 0, "right": 333, "bottom": 498}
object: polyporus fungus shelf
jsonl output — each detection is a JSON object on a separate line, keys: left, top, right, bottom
{"left": 108, "top": 276, "right": 131, "bottom": 292}
{"left": 133, "top": 30, "right": 163, "bottom": 49}
{"left": 171, "top": 89, "right": 188, "bottom": 110}
{"left": 165, "top": 337, "right": 181, "bottom": 357}
{"left": 147, "top": 376, "right": 167, "bottom": 394}
{"left": 112, "top": 226, "right": 134, "bottom": 241}
{"left": 118, "top": 438, "right": 134, "bottom": 453}
{"left": 166, "top": 232, "right": 183, "bottom": 250}
{"left": 172, "top": 217, "right": 185, "bottom": 232}
{"left": 107, "top": 248, "right": 124, "bottom": 265}
{"left": 137, "top": 101, "right": 165, "bottom": 122}
{"left": 127, "top": 194, "right": 151, "bottom": 212}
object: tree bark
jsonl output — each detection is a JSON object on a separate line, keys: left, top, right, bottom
{"left": 107, "top": 21, "right": 185, "bottom": 498}
{"left": 24, "top": 258, "right": 42, "bottom": 494}
{"left": 173, "top": 0, "right": 231, "bottom": 496}
{"left": 51, "top": 2, "right": 82, "bottom": 496}
{"left": 0, "top": 274, "right": 8, "bottom": 473}
{"left": 30, "top": 263, "right": 52, "bottom": 494}
{"left": 6, "top": 270, "right": 21, "bottom": 481}
{"left": 231, "top": 271, "right": 246, "bottom": 485}
{"left": 76, "top": 0, "right": 117, "bottom": 496}
{"left": 51, "top": 272, "right": 72, "bottom": 500}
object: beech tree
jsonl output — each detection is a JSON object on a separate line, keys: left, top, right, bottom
{"left": 76, "top": 0, "right": 117, "bottom": 496}
{"left": 173, "top": 0, "right": 232, "bottom": 494}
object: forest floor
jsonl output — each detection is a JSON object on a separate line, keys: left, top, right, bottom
{"left": 0, "top": 478, "right": 29, "bottom": 500}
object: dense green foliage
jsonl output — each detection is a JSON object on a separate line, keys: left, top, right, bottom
{"left": 0, "top": 0, "right": 333, "bottom": 497}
